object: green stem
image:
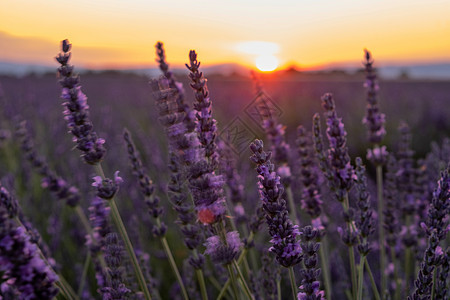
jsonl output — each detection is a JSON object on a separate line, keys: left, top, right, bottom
{"left": 196, "top": 269, "right": 208, "bottom": 300}
{"left": 286, "top": 186, "right": 298, "bottom": 224}
{"left": 365, "top": 259, "right": 381, "bottom": 300}
{"left": 390, "top": 248, "right": 401, "bottom": 300}
{"left": 376, "top": 164, "right": 386, "bottom": 298}
{"left": 349, "top": 247, "right": 358, "bottom": 300}
{"left": 94, "top": 164, "right": 152, "bottom": 300}
{"left": 75, "top": 206, "right": 92, "bottom": 236}
{"left": 56, "top": 276, "right": 78, "bottom": 300}
{"left": 74, "top": 206, "right": 107, "bottom": 270}
{"left": 431, "top": 268, "right": 437, "bottom": 300}
{"left": 216, "top": 232, "right": 254, "bottom": 300}
{"left": 288, "top": 267, "right": 297, "bottom": 300}
{"left": 226, "top": 264, "right": 239, "bottom": 300}
{"left": 343, "top": 194, "right": 357, "bottom": 300}
{"left": 109, "top": 199, "right": 152, "bottom": 300}
{"left": 161, "top": 236, "right": 189, "bottom": 300}
{"left": 357, "top": 255, "right": 366, "bottom": 300}
{"left": 277, "top": 276, "right": 281, "bottom": 300}
{"left": 233, "top": 259, "right": 254, "bottom": 300}
{"left": 77, "top": 251, "right": 91, "bottom": 297}
{"left": 319, "top": 238, "right": 332, "bottom": 300}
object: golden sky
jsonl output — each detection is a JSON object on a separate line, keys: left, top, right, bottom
{"left": 1, "top": 0, "right": 450, "bottom": 70}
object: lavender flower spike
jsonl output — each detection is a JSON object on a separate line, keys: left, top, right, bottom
{"left": 101, "top": 233, "right": 131, "bottom": 300}
{"left": 422, "top": 164, "right": 450, "bottom": 241}
{"left": 250, "top": 139, "right": 302, "bottom": 268}
{"left": 363, "top": 49, "right": 386, "bottom": 145}
{"left": 186, "top": 50, "right": 218, "bottom": 165}
{"left": 56, "top": 39, "right": 106, "bottom": 165}
{"left": 0, "top": 207, "right": 59, "bottom": 299}
{"left": 321, "top": 93, "right": 355, "bottom": 201}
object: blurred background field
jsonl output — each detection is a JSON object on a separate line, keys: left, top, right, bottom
{"left": 0, "top": 66, "right": 449, "bottom": 298}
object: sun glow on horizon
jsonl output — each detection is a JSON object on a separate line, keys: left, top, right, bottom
{"left": 235, "top": 41, "right": 280, "bottom": 72}
{"left": 255, "top": 55, "right": 279, "bottom": 72}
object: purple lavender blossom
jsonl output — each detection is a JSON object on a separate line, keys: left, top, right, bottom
{"left": 56, "top": 39, "right": 106, "bottom": 165}
{"left": 409, "top": 230, "right": 443, "bottom": 299}
{"left": 101, "top": 233, "right": 131, "bottom": 300}
{"left": 297, "top": 125, "right": 323, "bottom": 219}
{"left": 354, "top": 157, "right": 375, "bottom": 255}
{"left": 0, "top": 183, "right": 18, "bottom": 218}
{"left": 0, "top": 207, "right": 59, "bottom": 299}
{"left": 186, "top": 50, "right": 219, "bottom": 165}
{"left": 409, "top": 165, "right": 449, "bottom": 299}
{"left": 315, "top": 93, "right": 355, "bottom": 202}
{"left": 297, "top": 226, "right": 325, "bottom": 299}
{"left": 363, "top": 49, "right": 386, "bottom": 145}
{"left": 16, "top": 120, "right": 81, "bottom": 207}
{"left": 184, "top": 51, "right": 227, "bottom": 223}
{"left": 151, "top": 78, "right": 205, "bottom": 268}
{"left": 87, "top": 197, "right": 111, "bottom": 253}
{"left": 250, "top": 139, "right": 302, "bottom": 267}
{"left": 383, "top": 155, "right": 400, "bottom": 247}
{"left": 92, "top": 171, "right": 123, "bottom": 200}
{"left": 123, "top": 129, "right": 166, "bottom": 237}
{"left": 422, "top": 164, "right": 449, "bottom": 241}
{"left": 434, "top": 248, "right": 449, "bottom": 299}
{"left": 204, "top": 231, "right": 243, "bottom": 265}
{"left": 156, "top": 42, "right": 188, "bottom": 114}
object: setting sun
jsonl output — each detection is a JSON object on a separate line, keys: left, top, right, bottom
{"left": 255, "top": 55, "right": 279, "bottom": 72}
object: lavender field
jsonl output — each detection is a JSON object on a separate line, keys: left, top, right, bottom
{"left": 0, "top": 41, "right": 448, "bottom": 300}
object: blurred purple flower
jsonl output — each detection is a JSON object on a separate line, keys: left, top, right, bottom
{"left": 204, "top": 231, "right": 242, "bottom": 265}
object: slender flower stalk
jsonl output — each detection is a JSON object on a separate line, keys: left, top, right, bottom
{"left": 363, "top": 50, "right": 389, "bottom": 296}
{"left": 15, "top": 120, "right": 81, "bottom": 207}
{"left": 396, "top": 122, "right": 417, "bottom": 291}
{"left": 313, "top": 94, "right": 358, "bottom": 299}
{"left": 354, "top": 158, "right": 375, "bottom": 300}
{"left": 56, "top": 39, "right": 151, "bottom": 300}
{"left": 123, "top": 129, "right": 189, "bottom": 300}
{"left": 297, "top": 125, "right": 331, "bottom": 299}
{"left": 187, "top": 50, "right": 254, "bottom": 299}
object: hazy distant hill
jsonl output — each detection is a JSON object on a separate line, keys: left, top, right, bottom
{"left": 1, "top": 60, "right": 450, "bottom": 80}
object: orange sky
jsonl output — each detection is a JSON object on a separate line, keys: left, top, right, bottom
{"left": 1, "top": 0, "right": 450, "bottom": 70}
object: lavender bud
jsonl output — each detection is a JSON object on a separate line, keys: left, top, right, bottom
{"left": 92, "top": 171, "right": 122, "bottom": 200}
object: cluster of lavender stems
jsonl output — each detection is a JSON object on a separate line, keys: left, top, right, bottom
{"left": 313, "top": 93, "right": 374, "bottom": 300}
{"left": 250, "top": 73, "right": 297, "bottom": 224}
{"left": 0, "top": 183, "right": 79, "bottom": 299}
{"left": 362, "top": 50, "right": 389, "bottom": 297}
{"left": 2, "top": 39, "right": 449, "bottom": 300}
{"left": 123, "top": 128, "right": 189, "bottom": 300}
{"left": 153, "top": 42, "right": 209, "bottom": 299}
{"left": 185, "top": 50, "right": 254, "bottom": 300}
{"left": 56, "top": 39, "right": 152, "bottom": 300}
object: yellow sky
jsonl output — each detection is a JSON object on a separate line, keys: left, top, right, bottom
{"left": 1, "top": 0, "right": 450, "bottom": 70}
